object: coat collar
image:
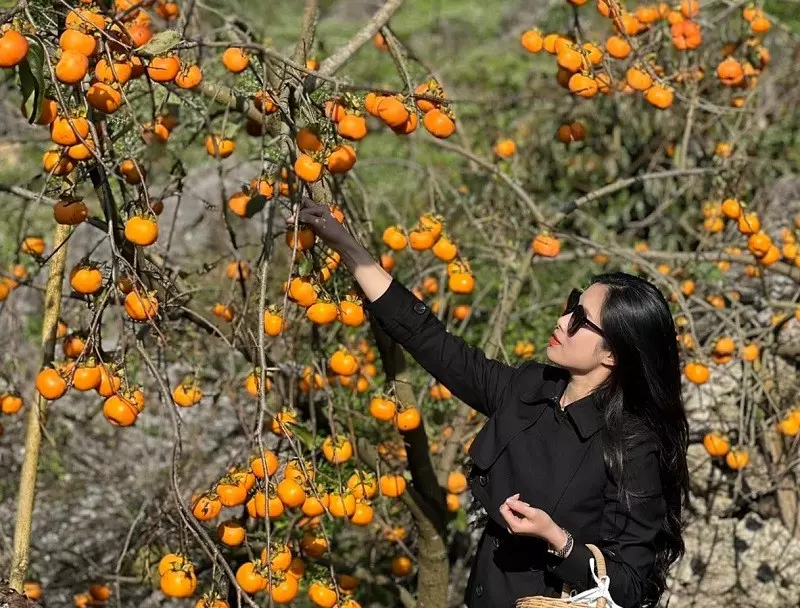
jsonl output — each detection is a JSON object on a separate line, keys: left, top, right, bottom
{"left": 518, "top": 365, "right": 605, "bottom": 440}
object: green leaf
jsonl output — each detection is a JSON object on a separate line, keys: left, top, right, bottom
{"left": 137, "top": 29, "right": 182, "bottom": 57}
{"left": 164, "top": 102, "right": 181, "bottom": 121}
{"left": 297, "top": 255, "right": 313, "bottom": 277}
{"left": 19, "top": 35, "right": 45, "bottom": 125}
{"left": 284, "top": 421, "right": 320, "bottom": 450}
{"left": 245, "top": 194, "right": 267, "bottom": 218}
{"left": 452, "top": 506, "right": 468, "bottom": 532}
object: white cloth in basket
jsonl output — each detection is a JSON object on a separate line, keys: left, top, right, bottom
{"left": 562, "top": 557, "right": 623, "bottom": 608}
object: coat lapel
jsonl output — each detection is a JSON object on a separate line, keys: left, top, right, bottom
{"left": 468, "top": 364, "right": 607, "bottom": 518}
{"left": 525, "top": 384, "right": 606, "bottom": 516}
{"left": 538, "top": 430, "right": 598, "bottom": 516}
{"left": 467, "top": 400, "right": 547, "bottom": 470}
{"left": 468, "top": 366, "right": 567, "bottom": 470}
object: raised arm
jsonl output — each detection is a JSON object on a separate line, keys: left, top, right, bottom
{"left": 362, "top": 274, "right": 518, "bottom": 416}
{"left": 291, "top": 202, "right": 517, "bottom": 417}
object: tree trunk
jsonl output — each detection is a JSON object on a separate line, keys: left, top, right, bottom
{"left": 9, "top": 224, "right": 71, "bottom": 591}
{"left": 370, "top": 324, "right": 449, "bottom": 608}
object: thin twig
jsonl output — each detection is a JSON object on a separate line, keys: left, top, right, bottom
{"left": 317, "top": 0, "right": 406, "bottom": 78}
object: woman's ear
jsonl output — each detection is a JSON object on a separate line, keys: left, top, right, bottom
{"left": 602, "top": 350, "right": 616, "bottom": 368}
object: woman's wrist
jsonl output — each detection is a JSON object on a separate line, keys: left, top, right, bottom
{"left": 546, "top": 526, "right": 574, "bottom": 559}
{"left": 338, "top": 238, "right": 369, "bottom": 269}
{"left": 546, "top": 523, "right": 569, "bottom": 552}
{"left": 338, "top": 240, "right": 393, "bottom": 303}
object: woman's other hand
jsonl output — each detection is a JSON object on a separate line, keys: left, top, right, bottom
{"left": 499, "top": 494, "right": 558, "bottom": 540}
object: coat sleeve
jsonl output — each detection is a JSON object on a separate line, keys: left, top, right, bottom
{"left": 363, "top": 277, "right": 517, "bottom": 417}
{"left": 546, "top": 432, "right": 666, "bottom": 608}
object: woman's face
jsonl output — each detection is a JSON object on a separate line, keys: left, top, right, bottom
{"left": 546, "top": 283, "right": 614, "bottom": 374}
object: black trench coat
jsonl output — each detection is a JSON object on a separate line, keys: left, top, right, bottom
{"left": 363, "top": 278, "right": 667, "bottom": 608}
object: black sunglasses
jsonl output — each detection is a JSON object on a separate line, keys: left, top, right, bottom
{"left": 563, "top": 288, "right": 605, "bottom": 337}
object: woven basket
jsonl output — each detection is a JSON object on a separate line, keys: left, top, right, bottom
{"left": 515, "top": 544, "right": 607, "bottom": 608}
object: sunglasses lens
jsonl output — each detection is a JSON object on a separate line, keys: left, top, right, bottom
{"left": 567, "top": 305, "right": 584, "bottom": 336}
{"left": 564, "top": 289, "right": 581, "bottom": 314}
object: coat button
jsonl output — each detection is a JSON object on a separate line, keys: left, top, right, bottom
{"left": 413, "top": 302, "right": 427, "bottom": 314}
{"left": 478, "top": 474, "right": 488, "bottom": 486}
{"left": 475, "top": 584, "right": 483, "bottom": 597}
{"left": 493, "top": 537, "right": 500, "bottom": 548}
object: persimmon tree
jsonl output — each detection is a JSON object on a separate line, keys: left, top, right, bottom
{"left": 0, "top": 0, "right": 799, "bottom": 607}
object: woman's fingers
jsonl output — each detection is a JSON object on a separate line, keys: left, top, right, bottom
{"left": 298, "top": 205, "right": 325, "bottom": 222}
{"left": 287, "top": 204, "right": 324, "bottom": 225}
{"left": 302, "top": 207, "right": 325, "bottom": 219}
{"left": 300, "top": 212, "right": 326, "bottom": 229}
{"left": 499, "top": 502, "right": 524, "bottom": 534}
{"left": 288, "top": 197, "right": 331, "bottom": 213}
{"left": 505, "top": 497, "right": 537, "bottom": 518}
{"left": 298, "top": 197, "right": 324, "bottom": 213}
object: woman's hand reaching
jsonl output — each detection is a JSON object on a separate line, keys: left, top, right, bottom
{"left": 287, "top": 198, "right": 393, "bottom": 302}
{"left": 286, "top": 198, "right": 355, "bottom": 254}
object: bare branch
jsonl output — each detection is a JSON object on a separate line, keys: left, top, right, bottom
{"left": 317, "top": 0, "right": 406, "bottom": 77}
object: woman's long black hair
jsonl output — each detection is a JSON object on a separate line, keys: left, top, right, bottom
{"left": 589, "top": 272, "right": 689, "bottom": 607}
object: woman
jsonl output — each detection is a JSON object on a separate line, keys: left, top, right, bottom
{"left": 291, "top": 202, "right": 689, "bottom": 608}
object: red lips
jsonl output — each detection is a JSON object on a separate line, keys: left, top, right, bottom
{"left": 548, "top": 334, "right": 561, "bottom": 346}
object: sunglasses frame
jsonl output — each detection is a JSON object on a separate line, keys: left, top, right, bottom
{"left": 563, "top": 288, "right": 605, "bottom": 337}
